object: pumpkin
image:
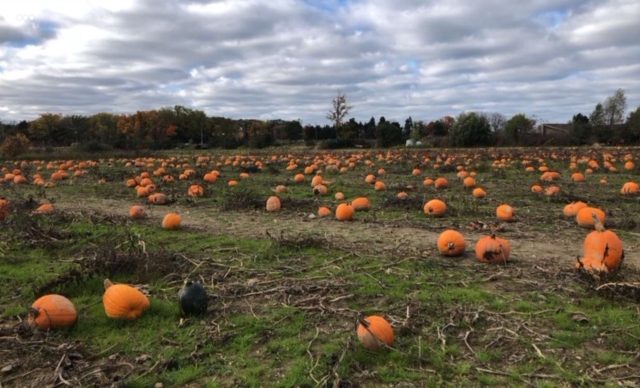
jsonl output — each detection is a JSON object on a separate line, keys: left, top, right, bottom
{"left": 374, "top": 181, "right": 386, "bottom": 191}
{"left": 570, "top": 172, "right": 585, "bottom": 182}
{"left": 28, "top": 294, "right": 77, "bottom": 330}
{"left": 274, "top": 185, "right": 288, "bottom": 193}
{"left": 620, "top": 182, "right": 639, "bottom": 195}
{"left": 228, "top": 179, "right": 238, "bottom": 187}
{"left": 0, "top": 197, "right": 9, "bottom": 221}
{"left": 496, "top": 204, "right": 514, "bottom": 222}
{"left": 472, "top": 187, "right": 486, "bottom": 198}
{"left": 624, "top": 161, "right": 634, "bottom": 170}
{"left": 313, "top": 184, "right": 328, "bottom": 196}
{"left": 294, "top": 173, "right": 305, "bottom": 183}
{"left": 148, "top": 192, "right": 167, "bottom": 205}
{"left": 311, "top": 175, "right": 324, "bottom": 187}
{"left": 364, "top": 174, "right": 376, "bottom": 184}
{"left": 475, "top": 235, "right": 511, "bottom": 264}
{"left": 335, "top": 203, "right": 354, "bottom": 221}
{"left": 162, "top": 212, "right": 182, "bottom": 230}
{"left": 423, "top": 199, "right": 447, "bottom": 217}
{"left": 187, "top": 184, "right": 204, "bottom": 197}
{"left": 576, "top": 207, "right": 605, "bottom": 228}
{"left": 437, "top": 230, "right": 466, "bottom": 257}
{"left": 411, "top": 168, "right": 421, "bottom": 176}
{"left": 351, "top": 197, "right": 371, "bottom": 211}
{"left": 178, "top": 281, "right": 208, "bottom": 316}
{"left": 396, "top": 191, "right": 409, "bottom": 200}
{"left": 318, "top": 206, "right": 332, "bottom": 218}
{"left": 434, "top": 177, "right": 448, "bottom": 189}
{"left": 576, "top": 215, "right": 624, "bottom": 273}
{"left": 530, "top": 184, "right": 543, "bottom": 193}
{"left": 129, "top": 205, "right": 146, "bottom": 219}
{"left": 334, "top": 192, "right": 345, "bottom": 201}
{"left": 356, "top": 315, "right": 394, "bottom": 350}
{"left": 563, "top": 201, "right": 587, "bottom": 217}
{"left": 34, "top": 203, "right": 54, "bottom": 214}
{"left": 463, "top": 176, "right": 475, "bottom": 188}
{"left": 266, "top": 196, "right": 281, "bottom": 212}
{"left": 423, "top": 178, "right": 434, "bottom": 187}
{"left": 103, "top": 279, "right": 150, "bottom": 320}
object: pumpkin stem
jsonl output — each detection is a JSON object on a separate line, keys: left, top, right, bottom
{"left": 447, "top": 242, "right": 455, "bottom": 251}
{"left": 28, "top": 307, "right": 40, "bottom": 318}
{"left": 592, "top": 212, "right": 605, "bottom": 232}
{"left": 103, "top": 278, "right": 114, "bottom": 290}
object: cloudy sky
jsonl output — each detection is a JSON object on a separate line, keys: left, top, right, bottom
{"left": 0, "top": 0, "right": 638, "bottom": 124}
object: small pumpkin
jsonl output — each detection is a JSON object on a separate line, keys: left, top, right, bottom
{"left": 317, "top": 206, "right": 332, "bottom": 218}
{"left": 334, "top": 192, "right": 345, "bottom": 201}
{"left": 434, "top": 177, "right": 448, "bottom": 189}
{"left": 103, "top": 279, "right": 150, "bottom": 320}
{"left": 178, "top": 281, "right": 208, "bottom": 316}
{"left": 162, "top": 212, "right": 182, "bottom": 230}
{"left": 396, "top": 191, "right": 409, "bottom": 200}
{"left": 335, "top": 203, "right": 354, "bottom": 221}
{"left": 129, "top": 205, "right": 146, "bottom": 219}
{"left": 356, "top": 315, "right": 394, "bottom": 350}
{"left": 266, "top": 196, "right": 281, "bottom": 212}
{"left": 187, "top": 184, "right": 204, "bottom": 197}
{"left": 364, "top": 174, "right": 376, "bottom": 184}
{"left": 463, "top": 176, "right": 476, "bottom": 188}
{"left": 437, "top": 230, "right": 466, "bottom": 257}
{"left": 576, "top": 214, "right": 624, "bottom": 273}
{"left": 423, "top": 199, "right": 447, "bottom": 217}
{"left": 351, "top": 197, "right": 371, "bottom": 211}
{"left": 28, "top": 294, "right": 77, "bottom": 330}
{"left": 313, "top": 184, "right": 328, "bottom": 196}
{"left": 472, "top": 187, "right": 486, "bottom": 199}
{"left": 34, "top": 203, "right": 54, "bottom": 214}
{"left": 374, "top": 181, "right": 386, "bottom": 191}
{"left": 563, "top": 201, "right": 587, "bottom": 217}
{"left": 475, "top": 235, "right": 511, "bottom": 264}
{"left": 496, "top": 204, "right": 514, "bottom": 222}
{"left": 620, "top": 181, "right": 639, "bottom": 195}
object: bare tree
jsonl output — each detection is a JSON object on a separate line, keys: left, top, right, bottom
{"left": 604, "top": 88, "right": 626, "bottom": 127}
{"left": 326, "top": 92, "right": 351, "bottom": 128}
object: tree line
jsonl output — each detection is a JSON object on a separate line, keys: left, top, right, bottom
{"left": 1, "top": 89, "right": 639, "bottom": 157}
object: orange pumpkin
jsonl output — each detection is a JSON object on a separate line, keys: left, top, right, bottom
{"left": 0, "top": 197, "right": 9, "bottom": 221}
{"left": 102, "top": 279, "right": 150, "bottom": 320}
{"left": 563, "top": 201, "right": 587, "bottom": 217}
{"left": 28, "top": 294, "right": 77, "bottom": 330}
{"left": 475, "top": 235, "right": 511, "bottom": 264}
{"left": 351, "top": 197, "right": 371, "bottom": 211}
{"left": 129, "top": 205, "right": 146, "bottom": 219}
{"left": 472, "top": 187, "right": 486, "bottom": 199}
{"left": 293, "top": 173, "right": 305, "bottom": 183}
{"left": 576, "top": 207, "right": 605, "bottom": 228}
{"left": 462, "top": 176, "right": 475, "bottom": 188}
{"left": 437, "top": 230, "right": 466, "bottom": 257}
{"left": 313, "top": 184, "right": 328, "bottom": 196}
{"left": 496, "top": 204, "right": 514, "bottom": 222}
{"left": 570, "top": 172, "right": 585, "bottom": 182}
{"left": 187, "top": 184, "right": 204, "bottom": 197}
{"left": 266, "top": 196, "right": 281, "bottom": 212}
{"left": 162, "top": 212, "right": 182, "bottom": 230}
{"left": 423, "top": 199, "right": 447, "bottom": 217}
{"left": 364, "top": 174, "right": 376, "bottom": 184}
{"left": 356, "top": 315, "right": 394, "bottom": 350}
{"left": 434, "top": 177, "right": 448, "bottom": 189}
{"left": 620, "top": 181, "right": 639, "bottom": 195}
{"left": 34, "top": 203, "right": 54, "bottom": 214}
{"left": 335, "top": 203, "right": 354, "bottom": 221}
{"left": 576, "top": 215, "right": 624, "bottom": 273}
{"left": 374, "top": 181, "right": 386, "bottom": 191}
{"left": 334, "top": 192, "right": 345, "bottom": 201}
{"left": 396, "top": 191, "right": 409, "bottom": 200}
{"left": 317, "top": 206, "right": 332, "bottom": 218}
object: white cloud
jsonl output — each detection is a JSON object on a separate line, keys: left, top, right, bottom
{"left": 0, "top": 0, "right": 638, "bottom": 124}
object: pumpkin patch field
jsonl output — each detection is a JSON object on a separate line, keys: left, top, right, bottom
{"left": 2, "top": 146, "right": 640, "bottom": 386}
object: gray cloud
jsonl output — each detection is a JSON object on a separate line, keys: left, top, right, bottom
{"left": 0, "top": 0, "right": 638, "bottom": 124}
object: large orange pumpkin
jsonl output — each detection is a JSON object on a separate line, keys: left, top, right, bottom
{"left": 576, "top": 216, "right": 624, "bottom": 273}
{"left": 103, "top": 279, "right": 150, "bottom": 320}
{"left": 437, "top": 230, "right": 466, "bottom": 257}
{"left": 28, "top": 294, "right": 77, "bottom": 330}
{"left": 475, "top": 235, "right": 511, "bottom": 264}
{"left": 356, "top": 315, "right": 394, "bottom": 350}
